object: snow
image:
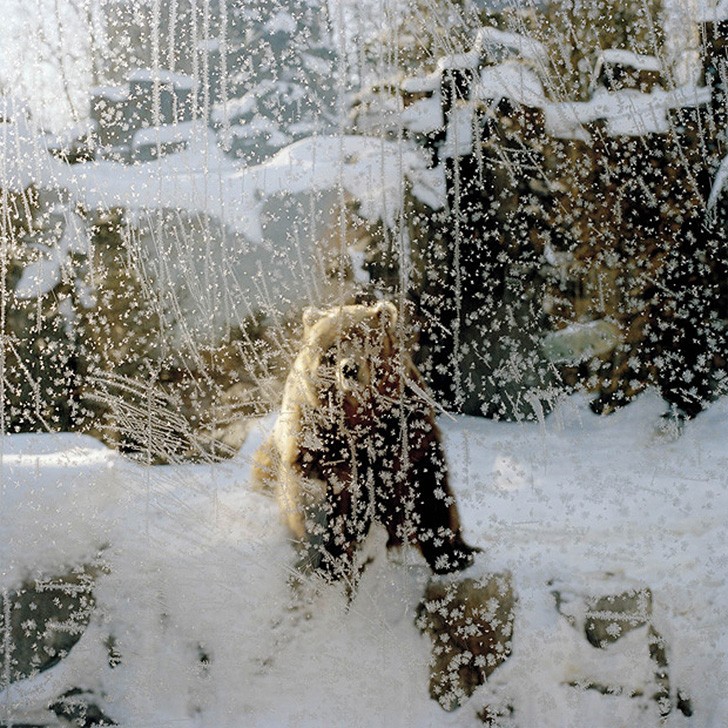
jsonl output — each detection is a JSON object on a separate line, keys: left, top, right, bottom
{"left": 2, "top": 126, "right": 438, "bottom": 244}
{"left": 416, "top": 58, "right": 705, "bottom": 148}
{"left": 44, "top": 120, "right": 96, "bottom": 151}
{"left": 597, "top": 49, "right": 662, "bottom": 73}
{"left": 0, "top": 127, "right": 440, "bottom": 336}
{"left": 671, "top": 84, "right": 713, "bottom": 108}
{"left": 439, "top": 51, "right": 480, "bottom": 72}
{"left": 197, "top": 38, "right": 221, "bottom": 53}
{"left": 211, "top": 94, "right": 258, "bottom": 125}
{"left": 474, "top": 62, "right": 547, "bottom": 109}
{"left": 475, "top": 26, "right": 549, "bottom": 66}
{"left": 443, "top": 103, "right": 474, "bottom": 160}
{"left": 597, "top": 89, "right": 670, "bottom": 137}
{"left": 401, "top": 96, "right": 443, "bottom": 134}
{"left": 266, "top": 10, "right": 298, "bottom": 35}
{"left": 14, "top": 209, "right": 92, "bottom": 300}
{"left": 543, "top": 85, "right": 711, "bottom": 140}
{"left": 128, "top": 68, "right": 195, "bottom": 89}
{"left": 301, "top": 51, "right": 333, "bottom": 77}
{"left": 401, "top": 72, "right": 440, "bottom": 94}
{"left": 0, "top": 96, "right": 45, "bottom": 192}
{"left": 541, "top": 320, "right": 622, "bottom": 363}
{"left": 223, "top": 116, "right": 291, "bottom": 145}
{"left": 132, "top": 120, "right": 199, "bottom": 147}
{"left": 438, "top": 62, "right": 546, "bottom": 159}
{"left": 696, "top": 0, "right": 728, "bottom": 21}
{"left": 1, "top": 392, "right": 727, "bottom": 726}
{"left": 90, "top": 86, "right": 129, "bottom": 103}
{"left": 708, "top": 153, "right": 728, "bottom": 209}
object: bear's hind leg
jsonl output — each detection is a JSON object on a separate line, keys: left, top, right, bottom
{"left": 300, "top": 475, "right": 373, "bottom": 588}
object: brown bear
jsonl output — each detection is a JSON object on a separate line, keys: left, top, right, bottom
{"left": 254, "top": 301, "right": 477, "bottom": 585}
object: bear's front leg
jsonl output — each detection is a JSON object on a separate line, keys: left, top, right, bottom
{"left": 412, "top": 487, "right": 479, "bottom": 574}
{"left": 401, "top": 428, "right": 479, "bottom": 574}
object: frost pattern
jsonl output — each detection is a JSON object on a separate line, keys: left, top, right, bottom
{"left": 1, "top": 0, "right": 727, "bottom": 726}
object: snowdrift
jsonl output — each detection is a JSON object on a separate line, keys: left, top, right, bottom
{"left": 1, "top": 392, "right": 727, "bottom": 726}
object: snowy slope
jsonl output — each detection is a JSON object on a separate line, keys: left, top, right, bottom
{"left": 1, "top": 391, "right": 727, "bottom": 727}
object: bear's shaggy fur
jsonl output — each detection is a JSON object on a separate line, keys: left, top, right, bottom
{"left": 254, "top": 301, "right": 477, "bottom": 583}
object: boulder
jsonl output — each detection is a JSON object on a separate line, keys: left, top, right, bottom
{"left": 551, "top": 578, "right": 693, "bottom": 719}
{"left": 0, "top": 564, "right": 98, "bottom": 684}
{"left": 416, "top": 573, "right": 515, "bottom": 711}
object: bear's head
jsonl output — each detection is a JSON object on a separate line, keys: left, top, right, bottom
{"left": 298, "top": 302, "right": 402, "bottom": 417}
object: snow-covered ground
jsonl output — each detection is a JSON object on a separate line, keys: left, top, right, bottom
{"left": 1, "top": 390, "right": 727, "bottom": 727}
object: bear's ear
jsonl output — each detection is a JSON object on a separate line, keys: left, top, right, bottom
{"left": 302, "top": 306, "right": 325, "bottom": 334}
{"left": 375, "top": 300, "right": 397, "bottom": 328}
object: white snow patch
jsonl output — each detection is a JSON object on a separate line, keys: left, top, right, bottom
{"left": 696, "top": 0, "right": 728, "bottom": 21}
{"left": 475, "top": 62, "right": 547, "bottom": 108}
{"left": 401, "top": 95, "right": 443, "bottom": 133}
{"left": 597, "top": 49, "right": 662, "bottom": 73}
{"left": 708, "top": 152, "right": 728, "bottom": 209}
{"left": 443, "top": 103, "right": 475, "bottom": 159}
{"left": 14, "top": 209, "right": 92, "bottom": 300}
{"left": 544, "top": 85, "right": 710, "bottom": 140}
{"left": 542, "top": 320, "right": 622, "bottom": 363}
{"left": 266, "top": 9, "right": 297, "bottom": 35}
{"left": 38, "top": 133, "right": 439, "bottom": 244}
{"left": 475, "top": 26, "right": 550, "bottom": 66}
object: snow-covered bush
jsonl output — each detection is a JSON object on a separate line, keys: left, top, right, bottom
{"left": 354, "top": 3, "right": 728, "bottom": 420}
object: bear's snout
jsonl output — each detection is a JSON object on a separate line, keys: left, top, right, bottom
{"left": 341, "top": 360, "right": 359, "bottom": 381}
{"left": 337, "top": 357, "right": 369, "bottom": 392}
